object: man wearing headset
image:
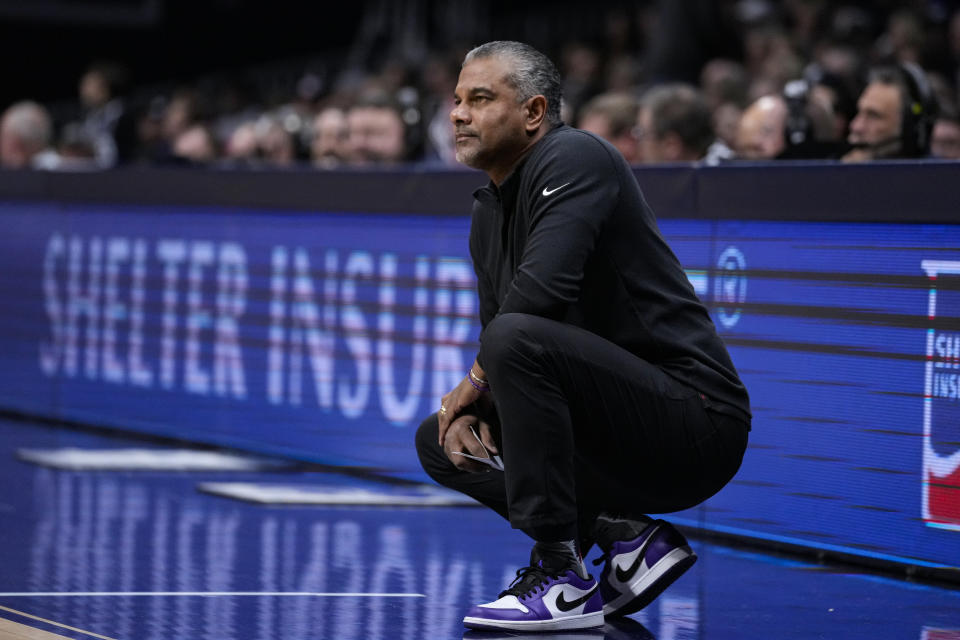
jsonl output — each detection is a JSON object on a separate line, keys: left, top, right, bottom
{"left": 842, "top": 62, "right": 938, "bottom": 162}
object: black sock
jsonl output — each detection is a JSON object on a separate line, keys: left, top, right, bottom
{"left": 532, "top": 540, "right": 589, "bottom": 579}
{"left": 594, "top": 512, "right": 654, "bottom": 550}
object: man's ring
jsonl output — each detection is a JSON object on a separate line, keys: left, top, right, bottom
{"left": 439, "top": 405, "right": 447, "bottom": 415}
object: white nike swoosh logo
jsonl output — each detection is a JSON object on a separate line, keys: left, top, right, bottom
{"left": 542, "top": 182, "right": 571, "bottom": 196}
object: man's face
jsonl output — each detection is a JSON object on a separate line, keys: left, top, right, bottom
{"left": 847, "top": 82, "right": 902, "bottom": 158}
{"left": 735, "top": 96, "right": 787, "bottom": 161}
{"left": 450, "top": 56, "right": 532, "bottom": 175}
{"left": 931, "top": 118, "right": 960, "bottom": 159}
{"left": 312, "top": 108, "right": 348, "bottom": 162}
{"left": 79, "top": 71, "right": 109, "bottom": 109}
{"left": 346, "top": 107, "right": 406, "bottom": 165}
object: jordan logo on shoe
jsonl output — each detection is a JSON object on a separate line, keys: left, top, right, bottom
{"left": 554, "top": 585, "right": 598, "bottom": 612}
{"left": 613, "top": 525, "right": 660, "bottom": 583}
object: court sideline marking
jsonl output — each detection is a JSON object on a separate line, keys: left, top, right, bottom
{"left": 0, "top": 617, "right": 72, "bottom": 640}
{"left": 0, "top": 592, "right": 425, "bottom": 598}
{"left": 0, "top": 606, "right": 116, "bottom": 640}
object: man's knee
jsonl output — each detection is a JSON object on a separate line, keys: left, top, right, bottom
{"left": 480, "top": 313, "right": 545, "bottom": 371}
{"left": 415, "top": 412, "right": 446, "bottom": 479}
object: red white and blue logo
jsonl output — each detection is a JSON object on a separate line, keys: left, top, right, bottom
{"left": 922, "top": 260, "right": 960, "bottom": 530}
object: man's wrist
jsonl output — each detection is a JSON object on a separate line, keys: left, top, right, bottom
{"left": 468, "top": 367, "right": 490, "bottom": 392}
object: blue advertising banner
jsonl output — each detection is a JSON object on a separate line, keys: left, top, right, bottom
{"left": 1, "top": 203, "right": 481, "bottom": 469}
{"left": 670, "top": 221, "right": 960, "bottom": 573}
{"left": 1, "top": 188, "right": 958, "bottom": 575}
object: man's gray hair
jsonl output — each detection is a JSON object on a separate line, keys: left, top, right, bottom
{"left": 464, "top": 41, "right": 563, "bottom": 126}
{"left": 2, "top": 101, "right": 53, "bottom": 150}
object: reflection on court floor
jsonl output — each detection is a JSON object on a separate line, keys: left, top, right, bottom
{"left": 0, "top": 418, "right": 958, "bottom": 640}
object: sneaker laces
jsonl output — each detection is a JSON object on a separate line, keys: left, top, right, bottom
{"left": 589, "top": 525, "right": 619, "bottom": 568}
{"left": 498, "top": 563, "right": 557, "bottom": 600}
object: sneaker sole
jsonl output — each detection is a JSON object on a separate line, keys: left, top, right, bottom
{"left": 463, "top": 610, "right": 604, "bottom": 631}
{"left": 603, "top": 546, "right": 697, "bottom": 617}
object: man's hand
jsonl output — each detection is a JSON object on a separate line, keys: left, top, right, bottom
{"left": 438, "top": 361, "right": 488, "bottom": 446}
{"left": 442, "top": 414, "right": 500, "bottom": 473}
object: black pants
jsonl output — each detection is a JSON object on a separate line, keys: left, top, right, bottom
{"left": 415, "top": 313, "right": 748, "bottom": 543}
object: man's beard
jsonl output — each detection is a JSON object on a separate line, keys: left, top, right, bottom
{"left": 455, "top": 144, "right": 481, "bottom": 167}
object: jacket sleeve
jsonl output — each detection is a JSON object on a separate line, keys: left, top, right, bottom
{"left": 469, "top": 205, "right": 499, "bottom": 332}
{"left": 496, "top": 133, "right": 621, "bottom": 319}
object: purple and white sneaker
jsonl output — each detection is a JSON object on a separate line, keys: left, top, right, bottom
{"left": 594, "top": 518, "right": 697, "bottom": 617}
{"left": 463, "top": 562, "right": 604, "bottom": 631}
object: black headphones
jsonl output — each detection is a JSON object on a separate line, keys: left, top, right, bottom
{"left": 896, "top": 61, "right": 937, "bottom": 157}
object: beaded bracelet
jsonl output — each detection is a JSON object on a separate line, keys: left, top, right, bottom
{"left": 468, "top": 368, "right": 490, "bottom": 392}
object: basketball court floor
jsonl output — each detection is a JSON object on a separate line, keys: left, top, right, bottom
{"left": 0, "top": 416, "right": 957, "bottom": 640}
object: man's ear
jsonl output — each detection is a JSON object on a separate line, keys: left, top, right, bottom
{"left": 524, "top": 95, "right": 547, "bottom": 134}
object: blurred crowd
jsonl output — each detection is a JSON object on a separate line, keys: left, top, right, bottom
{"left": 3, "top": 0, "right": 960, "bottom": 172}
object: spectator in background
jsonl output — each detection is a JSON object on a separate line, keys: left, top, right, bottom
{"left": 576, "top": 92, "right": 641, "bottom": 164}
{"left": 843, "top": 63, "right": 938, "bottom": 162}
{"left": 73, "top": 61, "right": 136, "bottom": 166}
{"left": 254, "top": 115, "right": 297, "bottom": 167}
{"left": 637, "top": 84, "right": 730, "bottom": 164}
{"left": 171, "top": 123, "right": 218, "bottom": 165}
{"left": 735, "top": 82, "right": 842, "bottom": 161}
{"left": 4, "top": 2, "right": 960, "bottom": 170}
{"left": 712, "top": 102, "right": 744, "bottom": 151}
{"left": 124, "top": 88, "right": 209, "bottom": 166}
{"left": 221, "top": 115, "right": 299, "bottom": 168}
{"left": 310, "top": 105, "right": 350, "bottom": 168}
{"left": 223, "top": 121, "right": 261, "bottom": 167}
{"left": 931, "top": 107, "right": 960, "bottom": 159}
{"left": 700, "top": 59, "right": 751, "bottom": 152}
{"left": 130, "top": 95, "right": 173, "bottom": 165}
{"left": 162, "top": 88, "right": 204, "bottom": 152}
{"left": 0, "top": 101, "right": 60, "bottom": 169}
{"left": 345, "top": 91, "right": 409, "bottom": 165}
{"left": 735, "top": 94, "right": 787, "bottom": 160}
{"left": 268, "top": 100, "right": 314, "bottom": 163}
